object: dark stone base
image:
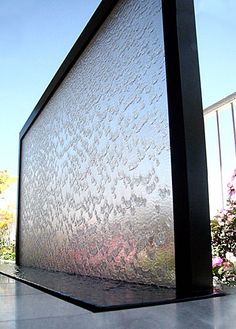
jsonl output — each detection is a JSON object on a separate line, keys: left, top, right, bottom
{"left": 0, "top": 263, "right": 223, "bottom": 312}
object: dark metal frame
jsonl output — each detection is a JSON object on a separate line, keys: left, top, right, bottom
{"left": 16, "top": 0, "right": 213, "bottom": 298}
{"left": 162, "top": 0, "right": 212, "bottom": 297}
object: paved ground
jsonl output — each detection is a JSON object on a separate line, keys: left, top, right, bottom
{"left": 0, "top": 273, "right": 236, "bottom": 329}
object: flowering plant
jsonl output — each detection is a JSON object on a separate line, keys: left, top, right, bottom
{"left": 211, "top": 170, "right": 236, "bottom": 286}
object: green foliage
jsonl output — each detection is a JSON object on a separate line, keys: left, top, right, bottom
{"left": 211, "top": 202, "right": 236, "bottom": 259}
{"left": 0, "top": 170, "right": 16, "bottom": 196}
{"left": 0, "top": 170, "right": 16, "bottom": 261}
{"left": 211, "top": 170, "right": 236, "bottom": 285}
{"left": 135, "top": 241, "right": 175, "bottom": 283}
{"left": 0, "top": 210, "right": 15, "bottom": 250}
{"left": 0, "top": 246, "right": 15, "bottom": 261}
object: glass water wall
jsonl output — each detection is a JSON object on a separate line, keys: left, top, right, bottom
{"left": 19, "top": 0, "right": 175, "bottom": 286}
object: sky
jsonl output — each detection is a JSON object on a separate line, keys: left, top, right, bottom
{"left": 0, "top": 0, "right": 236, "bottom": 177}
{"left": 194, "top": 0, "right": 236, "bottom": 107}
{"left": 0, "top": 0, "right": 100, "bottom": 175}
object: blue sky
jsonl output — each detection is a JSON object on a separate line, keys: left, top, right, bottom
{"left": 0, "top": 0, "right": 100, "bottom": 175}
{"left": 195, "top": 0, "right": 236, "bottom": 106}
{"left": 0, "top": 0, "right": 236, "bottom": 176}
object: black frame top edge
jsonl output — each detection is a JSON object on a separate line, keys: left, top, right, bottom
{"left": 19, "top": 0, "right": 119, "bottom": 140}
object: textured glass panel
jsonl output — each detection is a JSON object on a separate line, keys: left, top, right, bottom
{"left": 20, "top": 0, "right": 174, "bottom": 286}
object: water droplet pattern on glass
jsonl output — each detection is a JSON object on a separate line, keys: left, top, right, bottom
{"left": 20, "top": 0, "right": 175, "bottom": 286}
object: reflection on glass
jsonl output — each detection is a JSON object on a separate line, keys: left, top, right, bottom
{"left": 19, "top": 0, "right": 175, "bottom": 286}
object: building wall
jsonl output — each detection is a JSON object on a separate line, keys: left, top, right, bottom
{"left": 19, "top": 0, "right": 175, "bottom": 286}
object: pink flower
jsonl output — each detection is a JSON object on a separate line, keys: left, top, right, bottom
{"left": 219, "top": 209, "right": 226, "bottom": 216}
{"left": 226, "top": 213, "right": 234, "bottom": 224}
{"left": 212, "top": 256, "right": 223, "bottom": 268}
{"left": 227, "top": 182, "right": 236, "bottom": 200}
{"left": 227, "top": 169, "right": 236, "bottom": 198}
{"left": 231, "top": 169, "right": 236, "bottom": 180}
{"left": 227, "top": 182, "right": 235, "bottom": 193}
{"left": 223, "top": 261, "right": 231, "bottom": 270}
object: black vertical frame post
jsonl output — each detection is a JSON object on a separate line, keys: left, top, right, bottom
{"left": 162, "top": 0, "right": 213, "bottom": 297}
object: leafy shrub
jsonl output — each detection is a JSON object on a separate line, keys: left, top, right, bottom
{"left": 0, "top": 247, "right": 15, "bottom": 261}
{"left": 211, "top": 170, "right": 236, "bottom": 285}
{"left": 0, "top": 170, "right": 16, "bottom": 261}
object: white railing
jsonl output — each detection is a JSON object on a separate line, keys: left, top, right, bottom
{"left": 204, "top": 92, "right": 236, "bottom": 217}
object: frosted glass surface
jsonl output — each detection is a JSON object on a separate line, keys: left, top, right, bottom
{"left": 20, "top": 0, "right": 175, "bottom": 286}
